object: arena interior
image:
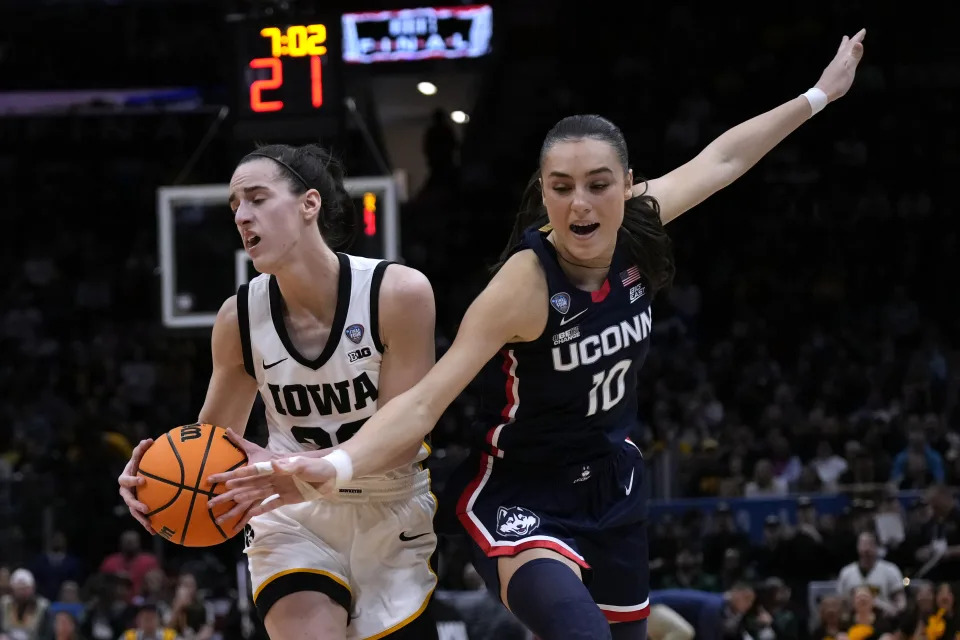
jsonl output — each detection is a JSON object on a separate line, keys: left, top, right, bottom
{"left": 1, "top": 1, "right": 958, "bottom": 639}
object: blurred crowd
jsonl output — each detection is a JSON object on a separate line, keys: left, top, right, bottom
{"left": 2, "top": 2, "right": 959, "bottom": 639}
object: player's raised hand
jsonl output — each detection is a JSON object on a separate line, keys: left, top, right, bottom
{"left": 814, "top": 28, "right": 866, "bottom": 102}
{"left": 117, "top": 438, "right": 155, "bottom": 534}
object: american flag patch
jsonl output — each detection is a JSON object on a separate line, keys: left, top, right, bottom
{"left": 620, "top": 266, "right": 641, "bottom": 287}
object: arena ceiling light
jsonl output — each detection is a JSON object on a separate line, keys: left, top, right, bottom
{"left": 451, "top": 110, "right": 469, "bottom": 124}
{"left": 417, "top": 82, "right": 438, "bottom": 96}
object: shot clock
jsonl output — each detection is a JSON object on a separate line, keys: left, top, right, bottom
{"left": 236, "top": 19, "right": 343, "bottom": 121}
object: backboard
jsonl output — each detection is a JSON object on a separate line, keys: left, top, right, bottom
{"left": 157, "top": 176, "right": 399, "bottom": 328}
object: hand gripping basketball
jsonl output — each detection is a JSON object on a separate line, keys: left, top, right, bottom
{"left": 118, "top": 438, "right": 156, "bottom": 535}
{"left": 208, "top": 450, "right": 338, "bottom": 526}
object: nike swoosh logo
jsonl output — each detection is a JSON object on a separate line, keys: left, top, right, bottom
{"left": 624, "top": 469, "right": 635, "bottom": 495}
{"left": 399, "top": 531, "right": 430, "bottom": 542}
{"left": 559, "top": 309, "right": 587, "bottom": 326}
{"left": 263, "top": 358, "right": 288, "bottom": 370}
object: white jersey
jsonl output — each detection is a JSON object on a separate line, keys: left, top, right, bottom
{"left": 836, "top": 559, "right": 904, "bottom": 606}
{"left": 239, "top": 253, "right": 428, "bottom": 488}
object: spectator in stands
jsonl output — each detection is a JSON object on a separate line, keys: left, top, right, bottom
{"left": 131, "top": 570, "right": 168, "bottom": 622}
{"left": 0, "top": 568, "right": 51, "bottom": 640}
{"left": 837, "top": 531, "right": 906, "bottom": 615}
{"left": 811, "top": 441, "right": 849, "bottom": 492}
{"left": 98, "top": 532, "right": 158, "bottom": 598}
{"left": 50, "top": 585, "right": 85, "bottom": 634}
{"left": 769, "top": 433, "right": 803, "bottom": 488}
{"left": 661, "top": 550, "right": 721, "bottom": 592}
{"left": 844, "top": 585, "right": 897, "bottom": 640}
{"left": 915, "top": 582, "right": 960, "bottom": 640}
{"left": 810, "top": 595, "right": 846, "bottom": 640}
{"left": 51, "top": 610, "right": 83, "bottom": 640}
{"left": 891, "top": 420, "right": 946, "bottom": 487}
{"left": 78, "top": 574, "right": 127, "bottom": 640}
{"left": 649, "top": 582, "right": 756, "bottom": 640}
{"left": 432, "top": 563, "right": 528, "bottom": 640}
{"left": 165, "top": 574, "right": 210, "bottom": 640}
{"left": 745, "top": 459, "right": 789, "bottom": 497}
{"left": 915, "top": 486, "right": 960, "bottom": 583}
{"left": 703, "top": 504, "right": 750, "bottom": 576}
{"left": 899, "top": 581, "right": 936, "bottom": 640}
{"left": 28, "top": 532, "right": 84, "bottom": 601}
{"left": 757, "top": 577, "right": 800, "bottom": 640}
{"left": 117, "top": 603, "right": 178, "bottom": 640}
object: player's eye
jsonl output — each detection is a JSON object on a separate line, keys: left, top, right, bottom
{"left": 591, "top": 183, "right": 609, "bottom": 191}
{"left": 552, "top": 185, "right": 571, "bottom": 194}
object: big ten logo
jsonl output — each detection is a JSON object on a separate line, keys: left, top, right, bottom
{"left": 180, "top": 424, "right": 203, "bottom": 442}
{"left": 348, "top": 346, "right": 372, "bottom": 363}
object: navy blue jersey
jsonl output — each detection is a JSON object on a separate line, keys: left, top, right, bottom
{"left": 471, "top": 225, "right": 653, "bottom": 465}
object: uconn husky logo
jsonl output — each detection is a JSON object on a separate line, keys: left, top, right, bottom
{"left": 496, "top": 506, "right": 540, "bottom": 538}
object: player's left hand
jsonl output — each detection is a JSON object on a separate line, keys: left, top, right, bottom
{"left": 208, "top": 470, "right": 316, "bottom": 532}
{"left": 207, "top": 444, "right": 336, "bottom": 530}
{"left": 206, "top": 429, "right": 278, "bottom": 528}
{"left": 814, "top": 28, "right": 866, "bottom": 102}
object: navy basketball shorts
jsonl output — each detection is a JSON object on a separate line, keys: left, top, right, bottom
{"left": 450, "top": 439, "right": 650, "bottom": 623}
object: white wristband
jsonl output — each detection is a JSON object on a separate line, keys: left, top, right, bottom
{"left": 802, "top": 87, "right": 828, "bottom": 116}
{"left": 322, "top": 449, "right": 354, "bottom": 487}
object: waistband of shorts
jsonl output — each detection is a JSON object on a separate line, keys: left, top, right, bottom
{"left": 330, "top": 468, "right": 431, "bottom": 503}
{"left": 486, "top": 438, "right": 643, "bottom": 482}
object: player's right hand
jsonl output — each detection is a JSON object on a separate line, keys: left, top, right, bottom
{"left": 118, "top": 438, "right": 155, "bottom": 534}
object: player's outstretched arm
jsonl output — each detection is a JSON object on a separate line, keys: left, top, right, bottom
{"left": 117, "top": 295, "right": 258, "bottom": 533}
{"left": 217, "top": 251, "right": 549, "bottom": 518}
{"left": 364, "top": 264, "right": 438, "bottom": 468}
{"left": 641, "top": 28, "right": 866, "bottom": 225}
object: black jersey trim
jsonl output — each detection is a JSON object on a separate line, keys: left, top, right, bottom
{"left": 236, "top": 284, "right": 255, "bottom": 379}
{"left": 268, "top": 253, "right": 352, "bottom": 370}
{"left": 370, "top": 260, "right": 394, "bottom": 354}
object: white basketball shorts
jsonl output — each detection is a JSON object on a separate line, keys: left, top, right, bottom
{"left": 244, "top": 470, "right": 437, "bottom": 640}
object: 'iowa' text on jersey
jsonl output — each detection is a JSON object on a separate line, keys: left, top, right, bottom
{"left": 268, "top": 372, "right": 378, "bottom": 417}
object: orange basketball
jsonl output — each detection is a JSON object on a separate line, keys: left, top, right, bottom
{"left": 137, "top": 423, "right": 248, "bottom": 547}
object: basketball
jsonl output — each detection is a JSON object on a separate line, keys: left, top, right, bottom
{"left": 137, "top": 423, "right": 248, "bottom": 547}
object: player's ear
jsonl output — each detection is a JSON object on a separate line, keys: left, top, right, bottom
{"left": 302, "top": 189, "right": 321, "bottom": 222}
{"left": 624, "top": 169, "right": 634, "bottom": 200}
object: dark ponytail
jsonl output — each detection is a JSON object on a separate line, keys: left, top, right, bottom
{"left": 493, "top": 115, "right": 675, "bottom": 294}
{"left": 239, "top": 143, "right": 357, "bottom": 251}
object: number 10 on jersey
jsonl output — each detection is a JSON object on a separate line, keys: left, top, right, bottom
{"left": 587, "top": 359, "right": 631, "bottom": 416}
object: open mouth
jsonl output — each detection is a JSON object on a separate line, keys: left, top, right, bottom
{"left": 246, "top": 235, "right": 261, "bottom": 248}
{"left": 570, "top": 222, "right": 600, "bottom": 236}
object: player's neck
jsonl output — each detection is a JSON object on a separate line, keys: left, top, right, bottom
{"left": 552, "top": 244, "right": 614, "bottom": 292}
{"left": 272, "top": 240, "right": 341, "bottom": 322}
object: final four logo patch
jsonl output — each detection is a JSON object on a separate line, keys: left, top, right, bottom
{"left": 345, "top": 324, "right": 364, "bottom": 344}
{"left": 550, "top": 292, "right": 571, "bottom": 315}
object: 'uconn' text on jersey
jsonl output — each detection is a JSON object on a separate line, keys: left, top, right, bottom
{"left": 551, "top": 309, "right": 652, "bottom": 372}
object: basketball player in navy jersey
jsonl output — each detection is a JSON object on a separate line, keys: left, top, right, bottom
{"left": 118, "top": 144, "right": 440, "bottom": 640}
{"left": 212, "top": 31, "right": 866, "bottom": 640}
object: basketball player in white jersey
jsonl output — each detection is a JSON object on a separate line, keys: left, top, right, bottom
{"left": 118, "top": 144, "right": 440, "bottom": 640}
